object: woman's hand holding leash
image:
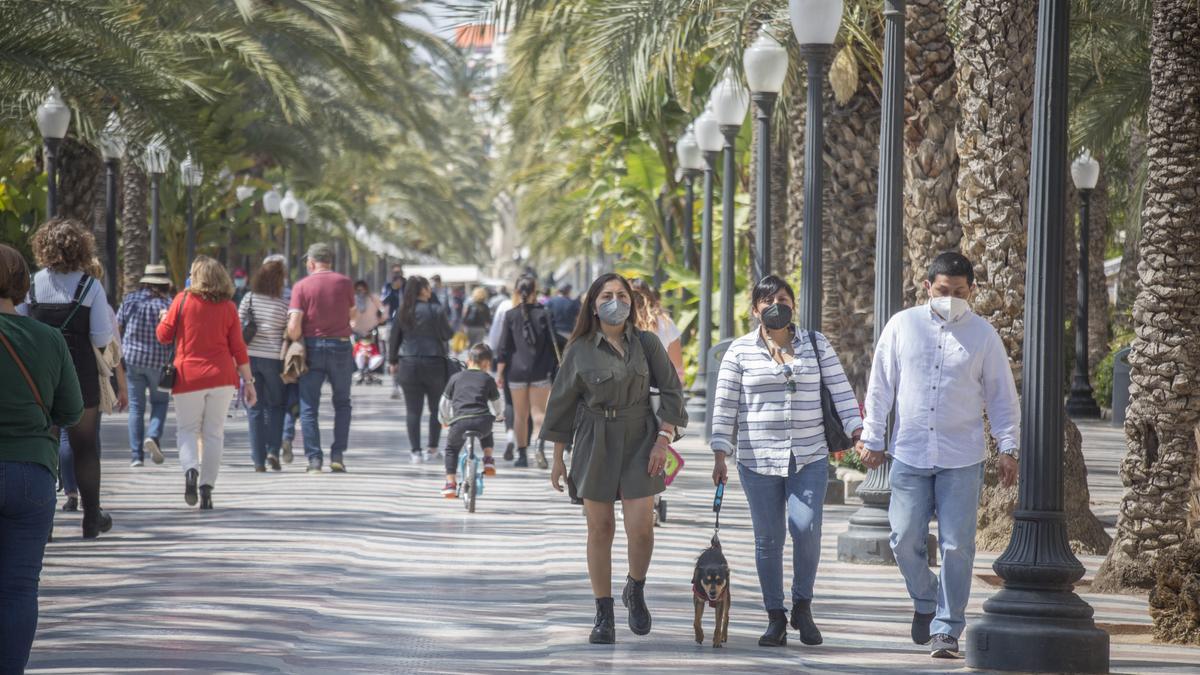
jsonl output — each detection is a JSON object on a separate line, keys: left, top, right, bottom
{"left": 712, "top": 451, "right": 728, "bottom": 486}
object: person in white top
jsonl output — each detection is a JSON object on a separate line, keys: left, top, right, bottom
{"left": 857, "top": 251, "right": 1020, "bottom": 659}
{"left": 629, "top": 278, "right": 684, "bottom": 384}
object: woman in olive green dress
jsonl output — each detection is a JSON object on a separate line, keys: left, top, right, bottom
{"left": 542, "top": 273, "right": 687, "bottom": 645}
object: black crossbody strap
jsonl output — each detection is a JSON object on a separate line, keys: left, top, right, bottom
{"left": 58, "top": 275, "right": 94, "bottom": 329}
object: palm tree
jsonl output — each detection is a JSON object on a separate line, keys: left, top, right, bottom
{"left": 1093, "top": 0, "right": 1200, "bottom": 594}
{"left": 901, "top": 0, "right": 960, "bottom": 305}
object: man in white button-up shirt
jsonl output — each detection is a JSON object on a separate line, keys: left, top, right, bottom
{"left": 857, "top": 252, "right": 1020, "bottom": 659}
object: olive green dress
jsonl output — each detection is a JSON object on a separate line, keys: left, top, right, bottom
{"left": 540, "top": 325, "right": 688, "bottom": 502}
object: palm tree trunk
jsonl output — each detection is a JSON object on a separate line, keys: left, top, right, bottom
{"left": 957, "top": 0, "right": 1110, "bottom": 554}
{"left": 821, "top": 80, "right": 881, "bottom": 399}
{"left": 55, "top": 136, "right": 104, "bottom": 250}
{"left": 1094, "top": 0, "right": 1200, "bottom": 594}
{"left": 1088, "top": 165, "right": 1112, "bottom": 377}
{"left": 785, "top": 86, "right": 807, "bottom": 275}
{"left": 902, "top": 0, "right": 961, "bottom": 305}
{"left": 121, "top": 161, "right": 149, "bottom": 295}
{"left": 769, "top": 128, "right": 791, "bottom": 277}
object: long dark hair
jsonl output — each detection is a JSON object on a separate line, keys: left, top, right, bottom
{"left": 567, "top": 272, "right": 640, "bottom": 346}
{"left": 514, "top": 275, "right": 540, "bottom": 345}
{"left": 399, "top": 275, "right": 430, "bottom": 327}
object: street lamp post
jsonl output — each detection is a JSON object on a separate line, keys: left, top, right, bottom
{"left": 295, "top": 200, "right": 309, "bottom": 279}
{"left": 263, "top": 187, "right": 282, "bottom": 258}
{"left": 1067, "top": 150, "right": 1102, "bottom": 418}
{"left": 790, "top": 0, "right": 842, "bottom": 332}
{"left": 676, "top": 126, "right": 704, "bottom": 279}
{"left": 690, "top": 107, "right": 725, "bottom": 426}
{"left": 180, "top": 153, "right": 203, "bottom": 263}
{"left": 791, "top": 0, "right": 844, "bottom": 505}
{"left": 98, "top": 112, "right": 127, "bottom": 303}
{"left": 36, "top": 87, "right": 71, "bottom": 218}
{"left": 710, "top": 69, "right": 749, "bottom": 341}
{"left": 144, "top": 135, "right": 171, "bottom": 265}
{"left": 965, "top": 0, "right": 1110, "bottom": 670}
{"left": 744, "top": 27, "right": 789, "bottom": 282}
{"left": 281, "top": 190, "right": 300, "bottom": 280}
{"left": 838, "top": 0, "right": 909, "bottom": 562}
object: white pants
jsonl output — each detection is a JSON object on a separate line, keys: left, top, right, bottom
{"left": 355, "top": 353, "right": 383, "bottom": 372}
{"left": 173, "top": 386, "right": 236, "bottom": 488}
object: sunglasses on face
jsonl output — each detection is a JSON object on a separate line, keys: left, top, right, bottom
{"left": 781, "top": 364, "right": 796, "bottom": 394}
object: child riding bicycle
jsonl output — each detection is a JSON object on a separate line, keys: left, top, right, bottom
{"left": 438, "top": 343, "right": 503, "bottom": 497}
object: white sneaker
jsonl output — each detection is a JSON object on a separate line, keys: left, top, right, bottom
{"left": 426, "top": 448, "right": 441, "bottom": 460}
{"left": 144, "top": 438, "right": 164, "bottom": 464}
{"left": 410, "top": 451, "right": 424, "bottom": 464}
{"left": 130, "top": 459, "right": 144, "bottom": 468}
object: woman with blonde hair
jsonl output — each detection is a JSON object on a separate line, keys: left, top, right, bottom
{"left": 629, "top": 278, "right": 684, "bottom": 384}
{"left": 157, "top": 256, "right": 256, "bottom": 509}
{"left": 23, "top": 218, "right": 115, "bottom": 538}
{"left": 462, "top": 286, "right": 493, "bottom": 348}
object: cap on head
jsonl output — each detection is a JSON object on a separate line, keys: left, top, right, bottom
{"left": 139, "top": 264, "right": 170, "bottom": 286}
{"left": 305, "top": 242, "right": 334, "bottom": 264}
{"left": 233, "top": 267, "right": 247, "bottom": 279}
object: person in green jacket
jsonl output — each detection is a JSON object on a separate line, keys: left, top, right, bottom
{"left": 542, "top": 272, "right": 687, "bottom": 645}
{"left": 0, "top": 243, "right": 82, "bottom": 673}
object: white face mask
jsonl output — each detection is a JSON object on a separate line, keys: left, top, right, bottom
{"left": 930, "top": 296, "right": 970, "bottom": 322}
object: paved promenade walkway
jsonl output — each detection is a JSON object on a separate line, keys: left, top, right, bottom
{"left": 28, "top": 387, "right": 1200, "bottom": 673}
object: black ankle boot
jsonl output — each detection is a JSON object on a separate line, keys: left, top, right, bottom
{"left": 590, "top": 597, "right": 616, "bottom": 644}
{"left": 514, "top": 448, "right": 529, "bottom": 468}
{"left": 758, "top": 609, "right": 788, "bottom": 646}
{"left": 184, "top": 468, "right": 199, "bottom": 506}
{"left": 81, "top": 509, "right": 113, "bottom": 539}
{"left": 199, "top": 485, "right": 213, "bottom": 510}
{"left": 621, "top": 576, "right": 651, "bottom": 635}
{"left": 791, "top": 599, "right": 824, "bottom": 645}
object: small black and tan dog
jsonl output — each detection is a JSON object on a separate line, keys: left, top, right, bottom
{"left": 692, "top": 534, "right": 730, "bottom": 648}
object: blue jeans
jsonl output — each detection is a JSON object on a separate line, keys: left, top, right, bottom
{"left": 298, "top": 339, "right": 353, "bottom": 463}
{"left": 737, "top": 454, "right": 828, "bottom": 611}
{"left": 126, "top": 364, "right": 169, "bottom": 461}
{"left": 247, "top": 356, "right": 285, "bottom": 467}
{"left": 0, "top": 462, "right": 56, "bottom": 673}
{"left": 283, "top": 383, "right": 299, "bottom": 442}
{"left": 889, "top": 459, "right": 984, "bottom": 639}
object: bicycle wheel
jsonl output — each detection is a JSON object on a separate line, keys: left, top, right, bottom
{"left": 464, "top": 438, "right": 478, "bottom": 513}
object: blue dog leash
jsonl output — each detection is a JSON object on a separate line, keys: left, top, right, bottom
{"left": 712, "top": 481, "right": 725, "bottom": 536}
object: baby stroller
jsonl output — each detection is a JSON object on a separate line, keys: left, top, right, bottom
{"left": 353, "top": 329, "right": 385, "bottom": 385}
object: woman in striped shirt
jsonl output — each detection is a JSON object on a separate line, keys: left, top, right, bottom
{"left": 239, "top": 258, "right": 290, "bottom": 472}
{"left": 710, "top": 275, "right": 862, "bottom": 648}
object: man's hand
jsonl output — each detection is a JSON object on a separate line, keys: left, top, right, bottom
{"left": 856, "top": 440, "right": 887, "bottom": 470}
{"left": 116, "top": 387, "right": 129, "bottom": 412}
{"left": 550, "top": 457, "right": 566, "bottom": 492}
{"left": 999, "top": 453, "right": 1018, "bottom": 487}
{"left": 712, "top": 452, "right": 728, "bottom": 486}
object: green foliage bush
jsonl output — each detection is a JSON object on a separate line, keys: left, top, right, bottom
{"left": 1093, "top": 329, "right": 1135, "bottom": 408}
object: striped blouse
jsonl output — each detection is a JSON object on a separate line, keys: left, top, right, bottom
{"left": 710, "top": 328, "right": 863, "bottom": 476}
{"left": 238, "top": 292, "right": 290, "bottom": 361}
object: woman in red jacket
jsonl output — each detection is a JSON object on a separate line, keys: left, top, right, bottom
{"left": 157, "top": 256, "right": 257, "bottom": 509}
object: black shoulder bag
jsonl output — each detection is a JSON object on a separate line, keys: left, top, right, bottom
{"left": 807, "top": 331, "right": 854, "bottom": 453}
{"left": 158, "top": 294, "right": 186, "bottom": 392}
{"left": 241, "top": 293, "right": 258, "bottom": 343}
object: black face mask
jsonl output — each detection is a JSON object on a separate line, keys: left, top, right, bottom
{"left": 760, "top": 303, "right": 793, "bottom": 330}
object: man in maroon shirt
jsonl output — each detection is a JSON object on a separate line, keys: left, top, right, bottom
{"left": 287, "top": 243, "right": 354, "bottom": 473}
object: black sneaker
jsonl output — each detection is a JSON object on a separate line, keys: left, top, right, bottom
{"left": 266, "top": 455, "right": 281, "bottom": 472}
{"left": 62, "top": 495, "right": 79, "bottom": 512}
{"left": 514, "top": 448, "right": 529, "bottom": 468}
{"left": 930, "top": 633, "right": 959, "bottom": 659}
{"left": 912, "top": 610, "right": 935, "bottom": 645}
{"left": 503, "top": 442, "right": 514, "bottom": 461}
{"left": 184, "top": 468, "right": 199, "bottom": 506}
{"left": 589, "top": 597, "right": 616, "bottom": 644}
{"left": 621, "top": 576, "right": 651, "bottom": 636}
{"left": 307, "top": 457, "right": 323, "bottom": 474}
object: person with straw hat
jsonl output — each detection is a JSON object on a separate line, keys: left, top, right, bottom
{"left": 117, "top": 263, "right": 174, "bottom": 467}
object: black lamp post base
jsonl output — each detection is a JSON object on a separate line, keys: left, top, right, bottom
{"left": 1066, "top": 386, "right": 1102, "bottom": 418}
{"left": 966, "top": 587, "right": 1109, "bottom": 672}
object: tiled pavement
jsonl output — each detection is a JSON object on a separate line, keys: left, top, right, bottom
{"left": 27, "top": 388, "right": 1200, "bottom": 674}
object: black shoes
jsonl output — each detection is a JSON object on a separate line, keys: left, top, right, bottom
{"left": 912, "top": 610, "right": 935, "bottom": 645}
{"left": 514, "top": 448, "right": 529, "bottom": 468}
{"left": 307, "top": 457, "right": 323, "bottom": 474}
{"left": 503, "top": 442, "right": 514, "bottom": 461}
{"left": 330, "top": 458, "right": 346, "bottom": 473}
{"left": 266, "top": 455, "right": 281, "bottom": 472}
{"left": 622, "top": 576, "right": 652, "bottom": 636}
{"left": 81, "top": 509, "right": 113, "bottom": 539}
{"left": 62, "top": 495, "right": 78, "bottom": 512}
{"left": 758, "top": 609, "right": 789, "bottom": 646}
{"left": 199, "top": 485, "right": 213, "bottom": 510}
{"left": 184, "top": 468, "right": 199, "bottom": 506}
{"left": 930, "top": 633, "right": 959, "bottom": 658}
{"left": 791, "top": 599, "right": 823, "bottom": 645}
{"left": 589, "top": 597, "right": 616, "bottom": 644}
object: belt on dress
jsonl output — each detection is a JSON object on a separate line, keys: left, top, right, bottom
{"left": 584, "top": 404, "right": 653, "bottom": 421}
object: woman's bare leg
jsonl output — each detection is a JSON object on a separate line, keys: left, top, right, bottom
{"left": 621, "top": 496, "right": 655, "bottom": 580}
{"left": 529, "top": 385, "right": 551, "bottom": 439}
{"left": 584, "top": 499, "right": 616, "bottom": 597}
{"left": 511, "top": 386, "right": 531, "bottom": 447}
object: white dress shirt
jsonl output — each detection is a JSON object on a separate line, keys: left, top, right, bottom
{"left": 861, "top": 304, "right": 1020, "bottom": 469}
